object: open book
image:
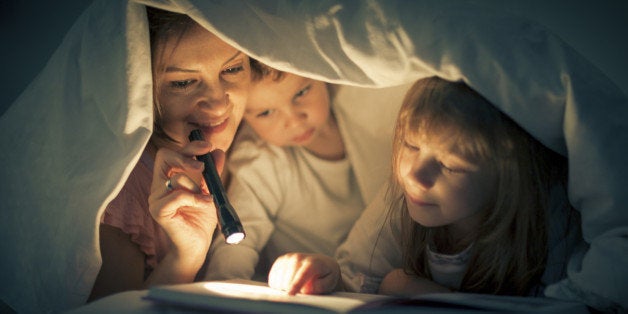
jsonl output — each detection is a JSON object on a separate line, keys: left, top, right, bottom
{"left": 144, "top": 279, "right": 589, "bottom": 313}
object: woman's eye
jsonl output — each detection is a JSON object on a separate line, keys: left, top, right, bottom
{"left": 222, "top": 65, "right": 244, "bottom": 75}
{"left": 170, "top": 79, "right": 196, "bottom": 89}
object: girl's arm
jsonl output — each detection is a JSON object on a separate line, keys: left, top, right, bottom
{"left": 378, "top": 269, "right": 450, "bottom": 297}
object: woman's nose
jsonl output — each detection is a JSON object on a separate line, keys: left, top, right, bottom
{"left": 198, "top": 85, "right": 229, "bottom": 115}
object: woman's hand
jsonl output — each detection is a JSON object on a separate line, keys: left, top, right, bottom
{"left": 147, "top": 140, "right": 223, "bottom": 285}
{"left": 268, "top": 253, "right": 341, "bottom": 295}
{"left": 378, "top": 268, "right": 450, "bottom": 297}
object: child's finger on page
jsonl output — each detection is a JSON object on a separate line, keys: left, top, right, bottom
{"left": 287, "top": 264, "right": 312, "bottom": 295}
{"left": 269, "top": 255, "right": 296, "bottom": 292}
{"left": 307, "top": 272, "right": 336, "bottom": 295}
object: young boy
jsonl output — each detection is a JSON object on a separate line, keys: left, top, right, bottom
{"left": 203, "top": 63, "right": 412, "bottom": 281}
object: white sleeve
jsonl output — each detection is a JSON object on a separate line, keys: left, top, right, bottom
{"left": 335, "top": 184, "right": 402, "bottom": 293}
{"left": 204, "top": 128, "right": 284, "bottom": 281}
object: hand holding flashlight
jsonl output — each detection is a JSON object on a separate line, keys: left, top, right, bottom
{"left": 189, "top": 129, "right": 245, "bottom": 244}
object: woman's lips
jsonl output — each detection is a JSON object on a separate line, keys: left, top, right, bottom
{"left": 194, "top": 117, "right": 229, "bottom": 136}
{"left": 292, "top": 128, "right": 314, "bottom": 144}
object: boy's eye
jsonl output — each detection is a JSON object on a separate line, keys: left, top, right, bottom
{"left": 170, "top": 79, "right": 196, "bottom": 89}
{"left": 294, "top": 85, "right": 311, "bottom": 99}
{"left": 256, "top": 109, "right": 274, "bottom": 118}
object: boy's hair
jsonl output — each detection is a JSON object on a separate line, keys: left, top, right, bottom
{"left": 250, "top": 59, "right": 285, "bottom": 82}
{"left": 387, "top": 76, "right": 568, "bottom": 295}
{"left": 248, "top": 59, "right": 338, "bottom": 101}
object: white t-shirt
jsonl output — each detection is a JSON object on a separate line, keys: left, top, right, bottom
{"left": 426, "top": 243, "right": 473, "bottom": 290}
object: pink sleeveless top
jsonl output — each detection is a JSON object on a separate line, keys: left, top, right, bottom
{"left": 101, "top": 149, "right": 170, "bottom": 274}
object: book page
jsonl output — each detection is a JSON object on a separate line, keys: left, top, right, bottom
{"left": 146, "top": 279, "right": 391, "bottom": 313}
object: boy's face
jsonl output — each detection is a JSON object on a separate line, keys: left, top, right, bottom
{"left": 397, "top": 131, "right": 496, "bottom": 235}
{"left": 243, "top": 73, "right": 331, "bottom": 148}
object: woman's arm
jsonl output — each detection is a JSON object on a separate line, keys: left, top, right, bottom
{"left": 88, "top": 224, "right": 144, "bottom": 302}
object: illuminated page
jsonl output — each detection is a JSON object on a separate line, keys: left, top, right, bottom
{"left": 145, "top": 279, "right": 589, "bottom": 313}
{"left": 145, "top": 279, "right": 391, "bottom": 313}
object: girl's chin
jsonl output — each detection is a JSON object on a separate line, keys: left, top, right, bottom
{"left": 407, "top": 207, "right": 442, "bottom": 227}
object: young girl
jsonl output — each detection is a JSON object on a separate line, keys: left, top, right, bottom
{"left": 88, "top": 7, "right": 253, "bottom": 300}
{"left": 203, "top": 63, "right": 411, "bottom": 283}
{"left": 268, "top": 76, "right": 579, "bottom": 297}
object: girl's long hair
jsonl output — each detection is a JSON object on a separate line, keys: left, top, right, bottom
{"left": 388, "top": 76, "right": 567, "bottom": 295}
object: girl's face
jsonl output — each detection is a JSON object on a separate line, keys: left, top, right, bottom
{"left": 243, "top": 73, "right": 332, "bottom": 149}
{"left": 154, "top": 23, "right": 250, "bottom": 151}
{"left": 398, "top": 132, "right": 497, "bottom": 234}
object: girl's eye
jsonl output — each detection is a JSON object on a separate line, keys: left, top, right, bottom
{"left": 439, "top": 162, "right": 467, "bottom": 174}
{"left": 222, "top": 65, "right": 244, "bottom": 75}
{"left": 256, "top": 109, "right": 274, "bottom": 118}
{"left": 170, "top": 79, "right": 196, "bottom": 89}
{"left": 403, "top": 141, "right": 419, "bottom": 151}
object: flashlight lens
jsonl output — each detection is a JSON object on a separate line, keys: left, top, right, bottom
{"left": 226, "top": 232, "right": 245, "bottom": 244}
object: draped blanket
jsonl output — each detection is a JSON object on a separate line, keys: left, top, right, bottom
{"left": 1, "top": 0, "right": 626, "bottom": 312}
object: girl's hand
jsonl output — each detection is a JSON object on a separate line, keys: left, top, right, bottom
{"left": 268, "top": 253, "right": 340, "bottom": 295}
{"left": 148, "top": 140, "right": 223, "bottom": 268}
{"left": 378, "top": 268, "right": 450, "bottom": 297}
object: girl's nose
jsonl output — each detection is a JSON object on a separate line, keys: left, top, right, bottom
{"left": 410, "top": 159, "right": 439, "bottom": 190}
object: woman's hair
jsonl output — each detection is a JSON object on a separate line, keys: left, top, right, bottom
{"left": 146, "top": 6, "right": 196, "bottom": 143}
{"left": 387, "top": 76, "right": 567, "bottom": 295}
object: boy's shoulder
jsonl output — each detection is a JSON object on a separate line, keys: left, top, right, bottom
{"left": 228, "top": 123, "right": 296, "bottom": 171}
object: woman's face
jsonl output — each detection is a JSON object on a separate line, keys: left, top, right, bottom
{"left": 398, "top": 132, "right": 496, "bottom": 234}
{"left": 154, "top": 23, "right": 250, "bottom": 151}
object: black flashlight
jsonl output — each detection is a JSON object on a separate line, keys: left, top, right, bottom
{"left": 189, "top": 129, "right": 245, "bottom": 244}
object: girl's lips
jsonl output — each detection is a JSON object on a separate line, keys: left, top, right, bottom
{"left": 292, "top": 128, "right": 314, "bottom": 144}
{"left": 405, "top": 194, "right": 436, "bottom": 207}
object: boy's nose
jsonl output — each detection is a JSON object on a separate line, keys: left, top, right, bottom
{"left": 284, "top": 109, "right": 307, "bottom": 128}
